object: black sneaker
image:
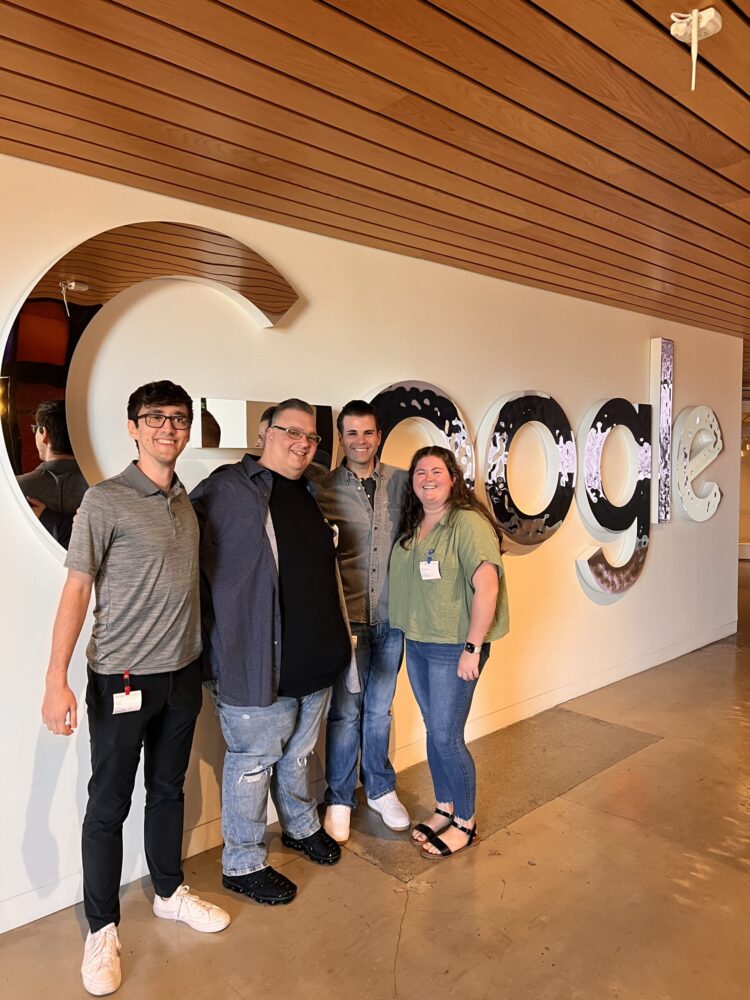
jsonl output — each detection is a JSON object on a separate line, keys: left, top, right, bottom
{"left": 281, "top": 827, "right": 341, "bottom": 865}
{"left": 222, "top": 867, "right": 297, "bottom": 905}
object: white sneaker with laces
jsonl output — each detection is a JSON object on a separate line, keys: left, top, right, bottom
{"left": 324, "top": 804, "right": 352, "bottom": 843}
{"left": 367, "top": 790, "right": 410, "bottom": 831}
{"left": 81, "top": 923, "right": 121, "bottom": 996}
{"left": 153, "top": 884, "right": 230, "bottom": 933}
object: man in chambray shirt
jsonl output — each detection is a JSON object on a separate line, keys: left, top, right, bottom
{"left": 315, "top": 400, "right": 410, "bottom": 844}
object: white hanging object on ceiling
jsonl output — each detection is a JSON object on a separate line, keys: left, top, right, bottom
{"left": 59, "top": 280, "right": 89, "bottom": 317}
{"left": 670, "top": 7, "right": 723, "bottom": 91}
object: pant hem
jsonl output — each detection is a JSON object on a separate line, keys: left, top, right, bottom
{"left": 282, "top": 821, "right": 321, "bottom": 841}
{"left": 223, "top": 863, "right": 268, "bottom": 877}
{"left": 366, "top": 786, "right": 397, "bottom": 802}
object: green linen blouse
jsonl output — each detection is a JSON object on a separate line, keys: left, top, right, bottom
{"left": 388, "top": 508, "right": 509, "bottom": 644}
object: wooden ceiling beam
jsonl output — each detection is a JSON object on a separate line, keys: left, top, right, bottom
{"left": 1, "top": 26, "right": 749, "bottom": 287}
{"left": 10, "top": 1, "right": 750, "bottom": 253}
{"left": 3, "top": 69, "right": 749, "bottom": 309}
{"left": 0, "top": 1, "right": 746, "bottom": 347}
{"left": 314, "top": 0, "right": 749, "bottom": 203}
{"left": 117, "top": 0, "right": 750, "bottom": 234}
{"left": 0, "top": 117, "right": 744, "bottom": 334}
{"left": 532, "top": 0, "right": 750, "bottom": 149}
{"left": 432, "top": 0, "right": 749, "bottom": 183}
{"left": 3, "top": 90, "right": 749, "bottom": 323}
{"left": 629, "top": 0, "right": 750, "bottom": 98}
{"left": 5, "top": 129, "right": 745, "bottom": 342}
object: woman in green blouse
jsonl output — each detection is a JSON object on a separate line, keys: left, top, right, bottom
{"left": 389, "top": 446, "right": 509, "bottom": 860}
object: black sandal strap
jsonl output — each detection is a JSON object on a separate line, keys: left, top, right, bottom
{"left": 412, "top": 823, "right": 442, "bottom": 844}
{"left": 450, "top": 819, "right": 478, "bottom": 841}
{"left": 434, "top": 807, "right": 453, "bottom": 820}
{"left": 425, "top": 833, "right": 452, "bottom": 857}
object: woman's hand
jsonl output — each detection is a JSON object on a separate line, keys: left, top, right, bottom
{"left": 457, "top": 650, "right": 481, "bottom": 681}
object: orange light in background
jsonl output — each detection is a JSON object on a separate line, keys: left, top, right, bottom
{"left": 16, "top": 301, "right": 69, "bottom": 365}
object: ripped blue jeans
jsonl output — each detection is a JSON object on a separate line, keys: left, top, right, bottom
{"left": 214, "top": 687, "right": 331, "bottom": 875}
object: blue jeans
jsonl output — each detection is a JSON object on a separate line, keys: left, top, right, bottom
{"left": 405, "top": 639, "right": 490, "bottom": 820}
{"left": 325, "top": 622, "right": 404, "bottom": 808}
{"left": 214, "top": 687, "right": 331, "bottom": 875}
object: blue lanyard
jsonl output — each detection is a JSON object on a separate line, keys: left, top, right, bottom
{"left": 426, "top": 547, "right": 436, "bottom": 564}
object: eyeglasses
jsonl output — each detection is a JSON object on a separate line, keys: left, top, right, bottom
{"left": 134, "top": 412, "right": 192, "bottom": 429}
{"left": 271, "top": 424, "right": 322, "bottom": 445}
{"left": 30, "top": 424, "right": 43, "bottom": 434}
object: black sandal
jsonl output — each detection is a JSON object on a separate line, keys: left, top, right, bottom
{"left": 410, "top": 807, "right": 454, "bottom": 847}
{"left": 420, "top": 818, "right": 479, "bottom": 861}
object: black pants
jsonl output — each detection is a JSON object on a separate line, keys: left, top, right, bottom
{"left": 82, "top": 661, "right": 202, "bottom": 931}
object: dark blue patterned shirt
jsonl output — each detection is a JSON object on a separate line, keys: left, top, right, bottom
{"left": 191, "top": 455, "right": 283, "bottom": 707}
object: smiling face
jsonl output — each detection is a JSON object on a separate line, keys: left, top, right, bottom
{"left": 339, "top": 414, "right": 381, "bottom": 477}
{"left": 260, "top": 407, "right": 318, "bottom": 479}
{"left": 412, "top": 454, "right": 454, "bottom": 514}
{"left": 127, "top": 404, "right": 192, "bottom": 476}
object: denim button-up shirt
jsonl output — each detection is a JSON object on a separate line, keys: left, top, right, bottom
{"left": 315, "top": 459, "right": 408, "bottom": 625}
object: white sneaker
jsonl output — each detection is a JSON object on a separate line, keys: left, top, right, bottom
{"left": 324, "top": 804, "right": 352, "bottom": 844}
{"left": 81, "top": 923, "right": 121, "bottom": 996}
{"left": 367, "top": 791, "right": 410, "bottom": 831}
{"left": 153, "top": 885, "right": 230, "bottom": 933}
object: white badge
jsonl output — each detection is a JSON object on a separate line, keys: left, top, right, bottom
{"left": 419, "top": 560, "right": 441, "bottom": 580}
{"left": 113, "top": 690, "right": 143, "bottom": 715}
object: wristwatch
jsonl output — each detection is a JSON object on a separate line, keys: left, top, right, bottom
{"left": 464, "top": 641, "right": 479, "bottom": 654}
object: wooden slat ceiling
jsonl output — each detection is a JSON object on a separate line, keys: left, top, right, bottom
{"left": 29, "top": 221, "right": 299, "bottom": 323}
{"left": 0, "top": 1, "right": 749, "bottom": 381}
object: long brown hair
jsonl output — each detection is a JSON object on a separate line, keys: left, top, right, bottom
{"left": 398, "top": 446, "right": 504, "bottom": 548}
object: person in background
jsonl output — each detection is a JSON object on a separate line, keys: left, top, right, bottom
{"left": 255, "top": 404, "right": 276, "bottom": 449}
{"left": 17, "top": 399, "right": 87, "bottom": 547}
{"left": 315, "top": 400, "right": 410, "bottom": 843}
{"left": 388, "top": 446, "right": 509, "bottom": 860}
{"left": 41, "top": 380, "right": 229, "bottom": 998}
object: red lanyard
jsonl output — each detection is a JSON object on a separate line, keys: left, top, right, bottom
{"left": 123, "top": 671, "right": 131, "bottom": 696}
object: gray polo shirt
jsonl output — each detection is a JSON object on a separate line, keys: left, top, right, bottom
{"left": 65, "top": 462, "right": 201, "bottom": 675}
{"left": 315, "top": 459, "right": 407, "bottom": 624}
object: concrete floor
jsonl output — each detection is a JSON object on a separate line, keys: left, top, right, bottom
{"left": 3, "top": 572, "right": 749, "bottom": 999}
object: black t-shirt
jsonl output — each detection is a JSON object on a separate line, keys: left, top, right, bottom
{"left": 269, "top": 472, "right": 351, "bottom": 697}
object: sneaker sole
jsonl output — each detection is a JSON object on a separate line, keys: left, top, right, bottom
{"left": 281, "top": 835, "right": 341, "bottom": 865}
{"left": 153, "top": 908, "right": 230, "bottom": 932}
{"left": 81, "top": 973, "right": 121, "bottom": 996}
{"left": 222, "top": 881, "right": 296, "bottom": 906}
{"left": 367, "top": 803, "right": 411, "bottom": 831}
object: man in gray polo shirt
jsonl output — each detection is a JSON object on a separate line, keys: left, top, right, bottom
{"left": 315, "top": 400, "right": 410, "bottom": 844}
{"left": 41, "top": 380, "right": 229, "bottom": 998}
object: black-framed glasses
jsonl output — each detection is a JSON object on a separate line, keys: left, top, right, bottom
{"left": 134, "top": 412, "right": 192, "bottom": 429}
{"left": 30, "top": 423, "right": 43, "bottom": 434}
{"left": 271, "top": 424, "right": 322, "bottom": 445}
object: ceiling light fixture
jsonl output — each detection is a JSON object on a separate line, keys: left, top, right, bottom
{"left": 59, "top": 279, "right": 89, "bottom": 317}
{"left": 670, "top": 7, "right": 723, "bottom": 91}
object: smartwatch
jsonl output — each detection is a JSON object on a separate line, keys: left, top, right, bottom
{"left": 464, "top": 641, "right": 478, "bottom": 654}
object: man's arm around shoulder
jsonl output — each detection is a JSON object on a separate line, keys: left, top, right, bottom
{"left": 41, "top": 569, "right": 94, "bottom": 736}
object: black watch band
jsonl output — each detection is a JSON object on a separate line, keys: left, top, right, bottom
{"left": 464, "top": 641, "right": 478, "bottom": 654}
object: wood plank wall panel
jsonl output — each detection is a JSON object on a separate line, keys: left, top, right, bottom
{"left": 0, "top": 0, "right": 748, "bottom": 379}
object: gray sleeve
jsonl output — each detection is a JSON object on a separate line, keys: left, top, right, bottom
{"left": 64, "top": 487, "right": 115, "bottom": 577}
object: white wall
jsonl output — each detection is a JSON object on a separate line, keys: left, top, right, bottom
{"left": 0, "top": 153, "right": 741, "bottom": 933}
